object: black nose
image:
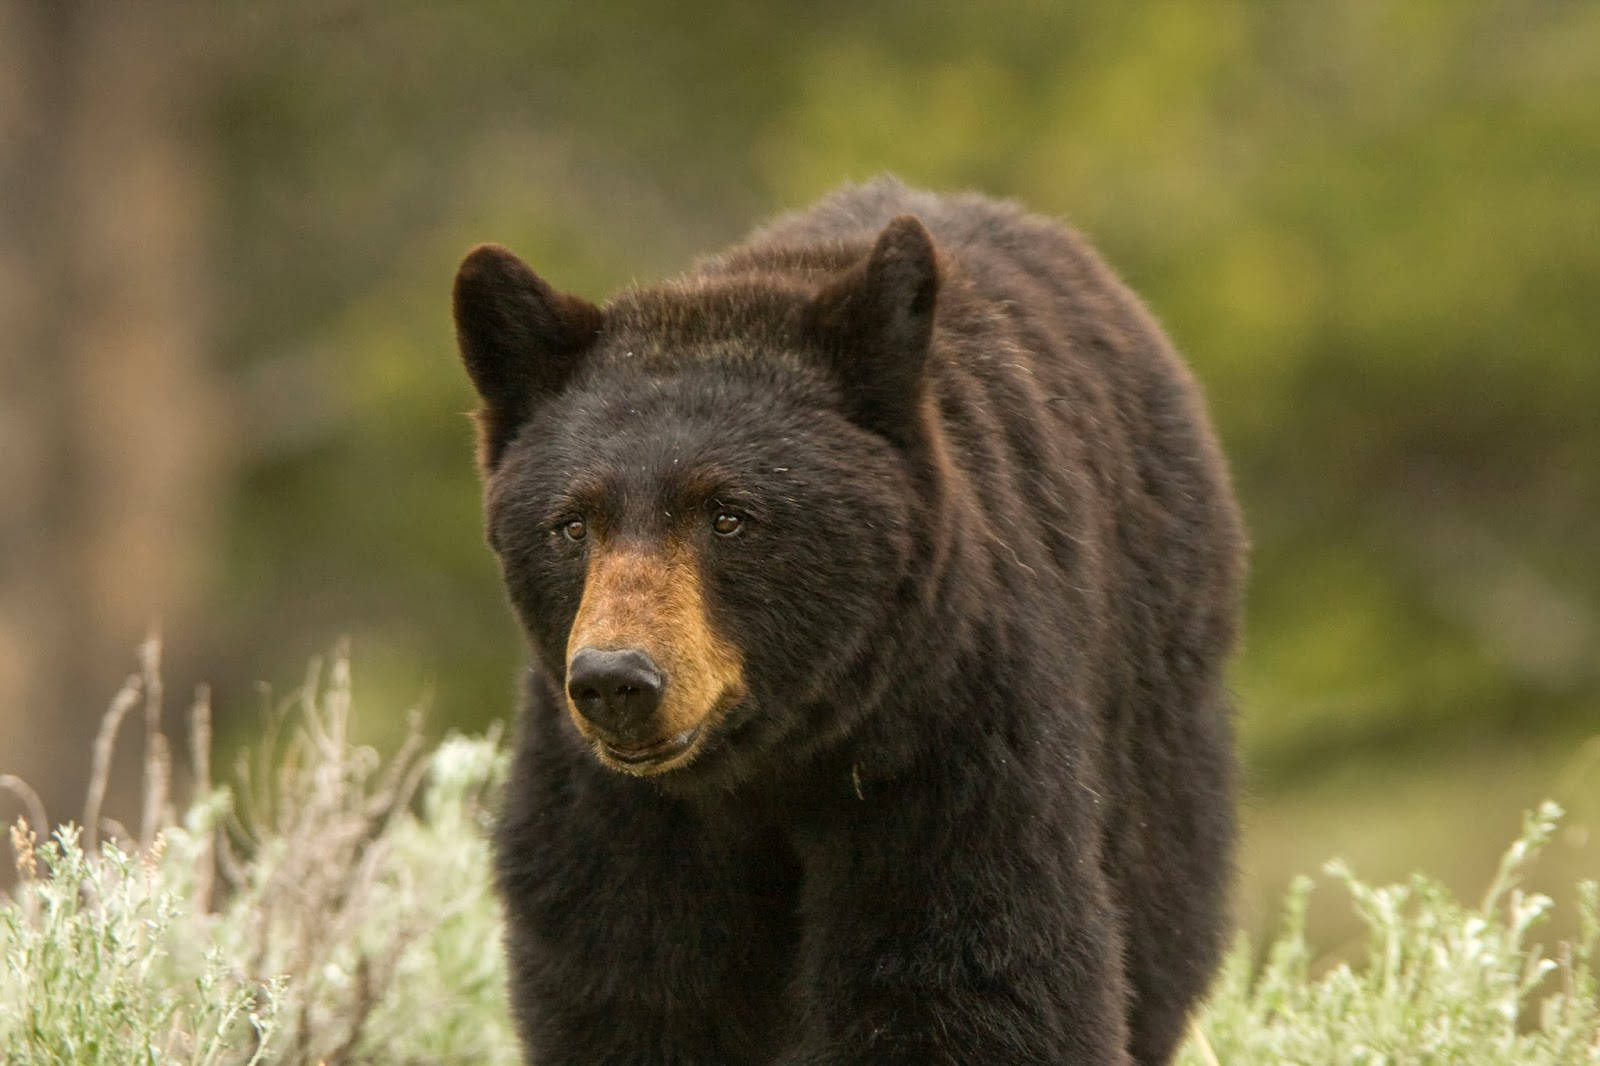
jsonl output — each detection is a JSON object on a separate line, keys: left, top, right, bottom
{"left": 566, "top": 648, "right": 664, "bottom": 739}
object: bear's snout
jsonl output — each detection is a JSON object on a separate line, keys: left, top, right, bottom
{"left": 563, "top": 543, "right": 745, "bottom": 775}
{"left": 566, "top": 646, "right": 664, "bottom": 742}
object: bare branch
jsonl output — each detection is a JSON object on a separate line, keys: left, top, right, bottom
{"left": 83, "top": 674, "right": 141, "bottom": 853}
{"left": 139, "top": 631, "right": 171, "bottom": 851}
{"left": 190, "top": 682, "right": 215, "bottom": 914}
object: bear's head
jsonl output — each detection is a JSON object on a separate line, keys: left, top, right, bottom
{"left": 454, "top": 217, "right": 944, "bottom": 787}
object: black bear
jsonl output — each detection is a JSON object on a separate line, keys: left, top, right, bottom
{"left": 454, "top": 177, "right": 1245, "bottom": 1065}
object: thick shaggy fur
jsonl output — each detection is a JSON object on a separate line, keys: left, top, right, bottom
{"left": 456, "top": 178, "right": 1245, "bottom": 1065}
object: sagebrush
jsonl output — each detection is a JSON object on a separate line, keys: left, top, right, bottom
{"left": 2, "top": 643, "right": 1596, "bottom": 1063}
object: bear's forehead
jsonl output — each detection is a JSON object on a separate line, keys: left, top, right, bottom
{"left": 521, "top": 360, "right": 839, "bottom": 515}
{"left": 570, "top": 287, "right": 839, "bottom": 415}
{"left": 557, "top": 369, "right": 819, "bottom": 459}
{"left": 518, "top": 393, "right": 808, "bottom": 524}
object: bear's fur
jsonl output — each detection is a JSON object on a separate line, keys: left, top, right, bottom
{"left": 454, "top": 177, "right": 1245, "bottom": 1065}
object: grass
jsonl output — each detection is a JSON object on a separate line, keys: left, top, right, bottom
{"left": 2, "top": 640, "right": 1596, "bottom": 1064}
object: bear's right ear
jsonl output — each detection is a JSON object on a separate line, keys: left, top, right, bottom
{"left": 453, "top": 244, "right": 602, "bottom": 469}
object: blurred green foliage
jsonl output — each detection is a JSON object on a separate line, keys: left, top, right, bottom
{"left": 191, "top": 1, "right": 1598, "bottom": 929}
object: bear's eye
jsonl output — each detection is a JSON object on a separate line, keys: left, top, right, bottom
{"left": 559, "top": 518, "right": 587, "bottom": 542}
{"left": 712, "top": 511, "right": 744, "bottom": 537}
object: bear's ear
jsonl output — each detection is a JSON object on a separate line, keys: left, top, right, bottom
{"left": 804, "top": 214, "right": 941, "bottom": 444}
{"left": 453, "top": 243, "right": 602, "bottom": 469}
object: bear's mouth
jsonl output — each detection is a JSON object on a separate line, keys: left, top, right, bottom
{"left": 586, "top": 688, "right": 744, "bottom": 777}
{"left": 600, "top": 726, "right": 702, "bottom": 770}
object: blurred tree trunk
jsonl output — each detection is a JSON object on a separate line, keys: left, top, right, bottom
{"left": 0, "top": 4, "right": 226, "bottom": 830}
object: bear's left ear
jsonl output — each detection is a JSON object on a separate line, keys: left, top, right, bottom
{"left": 453, "top": 243, "right": 602, "bottom": 470}
{"left": 804, "top": 214, "right": 941, "bottom": 443}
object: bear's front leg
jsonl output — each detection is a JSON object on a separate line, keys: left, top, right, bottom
{"left": 496, "top": 705, "right": 799, "bottom": 1066}
{"left": 782, "top": 772, "right": 1132, "bottom": 1066}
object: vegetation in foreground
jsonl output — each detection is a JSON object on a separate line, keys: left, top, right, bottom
{"left": 2, "top": 644, "right": 1596, "bottom": 1064}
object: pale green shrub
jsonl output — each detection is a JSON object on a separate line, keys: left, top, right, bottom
{"left": 1181, "top": 802, "right": 1600, "bottom": 1065}
{"left": 2, "top": 640, "right": 517, "bottom": 1066}
{"left": 1, "top": 822, "right": 283, "bottom": 1066}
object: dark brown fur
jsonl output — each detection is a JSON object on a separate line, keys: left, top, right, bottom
{"left": 455, "top": 177, "right": 1246, "bottom": 1064}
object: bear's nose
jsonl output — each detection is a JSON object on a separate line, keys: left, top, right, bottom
{"left": 566, "top": 647, "right": 664, "bottom": 739}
